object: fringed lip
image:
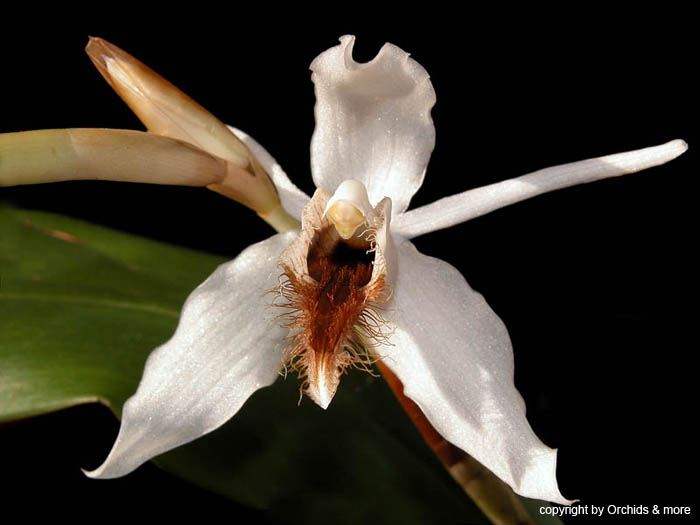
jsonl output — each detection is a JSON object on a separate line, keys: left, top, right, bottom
{"left": 276, "top": 185, "right": 394, "bottom": 408}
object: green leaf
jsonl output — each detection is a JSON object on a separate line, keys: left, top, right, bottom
{"left": 0, "top": 205, "right": 560, "bottom": 524}
{"left": 0, "top": 205, "right": 225, "bottom": 420}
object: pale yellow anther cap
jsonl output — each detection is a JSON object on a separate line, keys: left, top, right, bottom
{"left": 324, "top": 180, "right": 374, "bottom": 239}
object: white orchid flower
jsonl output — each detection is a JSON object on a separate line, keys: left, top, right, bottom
{"left": 36, "top": 36, "right": 682, "bottom": 505}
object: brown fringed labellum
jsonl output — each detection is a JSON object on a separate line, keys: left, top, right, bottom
{"left": 276, "top": 184, "right": 396, "bottom": 408}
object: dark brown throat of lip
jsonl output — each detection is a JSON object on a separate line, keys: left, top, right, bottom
{"left": 278, "top": 229, "right": 389, "bottom": 394}
{"left": 306, "top": 256, "right": 373, "bottom": 351}
{"left": 292, "top": 235, "right": 375, "bottom": 356}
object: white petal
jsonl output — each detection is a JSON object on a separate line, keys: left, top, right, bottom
{"left": 228, "top": 126, "right": 311, "bottom": 221}
{"left": 377, "top": 241, "right": 572, "bottom": 504}
{"left": 310, "top": 35, "right": 436, "bottom": 214}
{"left": 86, "top": 232, "right": 296, "bottom": 478}
{"left": 393, "top": 139, "right": 688, "bottom": 239}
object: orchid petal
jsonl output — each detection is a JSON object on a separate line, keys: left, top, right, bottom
{"left": 393, "top": 139, "right": 687, "bottom": 239}
{"left": 86, "top": 232, "right": 295, "bottom": 478}
{"left": 378, "top": 240, "right": 572, "bottom": 504}
{"left": 310, "top": 35, "right": 435, "bottom": 215}
{"left": 228, "top": 126, "right": 310, "bottom": 221}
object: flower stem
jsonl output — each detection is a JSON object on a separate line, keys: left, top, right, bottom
{"left": 258, "top": 204, "right": 301, "bottom": 233}
{"left": 0, "top": 129, "right": 227, "bottom": 187}
{"left": 376, "top": 360, "right": 533, "bottom": 525}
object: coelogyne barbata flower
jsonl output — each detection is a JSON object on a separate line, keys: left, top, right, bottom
{"left": 0, "top": 36, "right": 686, "bottom": 506}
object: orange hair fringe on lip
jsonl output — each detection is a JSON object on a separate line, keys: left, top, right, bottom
{"left": 276, "top": 235, "right": 391, "bottom": 403}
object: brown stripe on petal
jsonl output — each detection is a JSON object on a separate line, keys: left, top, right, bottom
{"left": 276, "top": 189, "right": 392, "bottom": 408}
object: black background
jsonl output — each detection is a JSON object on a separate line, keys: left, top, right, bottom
{"left": 1, "top": 8, "right": 696, "bottom": 524}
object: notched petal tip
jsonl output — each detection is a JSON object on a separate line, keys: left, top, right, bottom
{"left": 309, "top": 35, "right": 436, "bottom": 214}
